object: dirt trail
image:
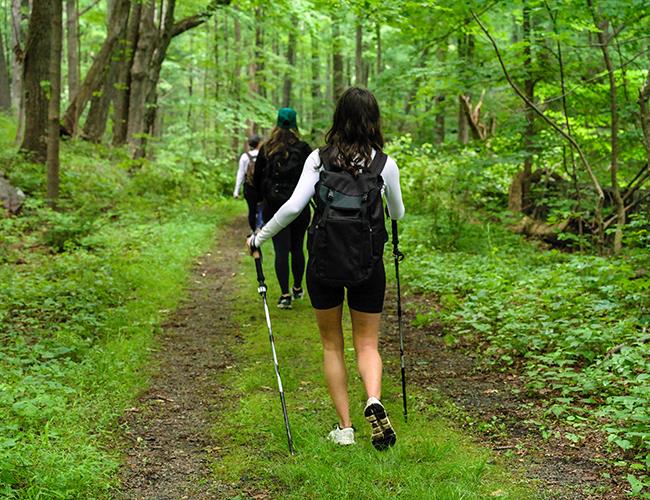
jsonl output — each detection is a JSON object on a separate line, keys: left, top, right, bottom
{"left": 381, "top": 292, "right": 627, "bottom": 499}
{"left": 116, "top": 218, "right": 248, "bottom": 499}
{"left": 114, "top": 216, "right": 626, "bottom": 499}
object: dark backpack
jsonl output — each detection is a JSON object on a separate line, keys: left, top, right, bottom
{"left": 264, "top": 144, "right": 305, "bottom": 208}
{"left": 307, "top": 150, "right": 388, "bottom": 286}
{"left": 244, "top": 152, "right": 256, "bottom": 186}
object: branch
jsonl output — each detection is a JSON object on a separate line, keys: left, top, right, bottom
{"left": 78, "top": 0, "right": 101, "bottom": 18}
{"left": 471, "top": 10, "right": 605, "bottom": 203}
{"left": 171, "top": 0, "right": 231, "bottom": 38}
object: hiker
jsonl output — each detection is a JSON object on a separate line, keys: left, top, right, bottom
{"left": 247, "top": 88, "right": 405, "bottom": 450}
{"left": 252, "top": 108, "right": 312, "bottom": 309}
{"left": 234, "top": 135, "right": 262, "bottom": 232}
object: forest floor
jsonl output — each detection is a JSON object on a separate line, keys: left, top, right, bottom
{"left": 114, "top": 214, "right": 627, "bottom": 499}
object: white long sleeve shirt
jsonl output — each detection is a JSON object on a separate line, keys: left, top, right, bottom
{"left": 234, "top": 149, "right": 259, "bottom": 197}
{"left": 253, "top": 148, "right": 405, "bottom": 247}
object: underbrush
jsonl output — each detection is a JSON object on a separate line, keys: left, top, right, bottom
{"left": 389, "top": 138, "right": 650, "bottom": 495}
{"left": 0, "top": 133, "right": 235, "bottom": 497}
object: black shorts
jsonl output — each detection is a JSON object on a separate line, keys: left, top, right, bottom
{"left": 306, "top": 260, "right": 386, "bottom": 313}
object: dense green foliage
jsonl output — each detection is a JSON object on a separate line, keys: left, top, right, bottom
{"left": 389, "top": 138, "right": 650, "bottom": 494}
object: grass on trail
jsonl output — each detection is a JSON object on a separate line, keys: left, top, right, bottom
{"left": 211, "top": 246, "right": 536, "bottom": 499}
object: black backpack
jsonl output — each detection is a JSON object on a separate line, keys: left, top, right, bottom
{"left": 307, "top": 150, "right": 388, "bottom": 286}
{"left": 264, "top": 144, "right": 305, "bottom": 208}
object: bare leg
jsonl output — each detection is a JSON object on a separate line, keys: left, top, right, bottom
{"left": 350, "top": 309, "right": 382, "bottom": 400}
{"left": 314, "top": 305, "right": 352, "bottom": 428}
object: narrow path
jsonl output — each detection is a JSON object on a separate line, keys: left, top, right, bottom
{"left": 116, "top": 218, "right": 246, "bottom": 499}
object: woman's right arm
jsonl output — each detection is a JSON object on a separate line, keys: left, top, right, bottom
{"left": 382, "top": 156, "right": 405, "bottom": 220}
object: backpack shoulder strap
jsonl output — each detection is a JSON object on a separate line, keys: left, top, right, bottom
{"left": 368, "top": 151, "right": 388, "bottom": 176}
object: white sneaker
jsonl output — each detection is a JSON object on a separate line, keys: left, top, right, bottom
{"left": 327, "top": 424, "right": 355, "bottom": 445}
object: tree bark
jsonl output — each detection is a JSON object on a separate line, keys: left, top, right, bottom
{"left": 590, "top": 4, "right": 624, "bottom": 253}
{"left": 375, "top": 21, "right": 382, "bottom": 77}
{"left": 62, "top": 0, "right": 130, "bottom": 135}
{"left": 127, "top": 0, "right": 155, "bottom": 156}
{"left": 355, "top": 19, "right": 363, "bottom": 86}
{"left": 66, "top": 0, "right": 80, "bottom": 100}
{"left": 112, "top": 0, "right": 141, "bottom": 146}
{"left": 83, "top": 0, "right": 128, "bottom": 142}
{"left": 311, "top": 30, "right": 321, "bottom": 128}
{"left": 47, "top": 0, "right": 62, "bottom": 204}
{"left": 283, "top": 18, "right": 297, "bottom": 107}
{"left": 11, "top": 0, "right": 27, "bottom": 113}
{"left": 457, "top": 34, "right": 471, "bottom": 145}
{"left": 0, "top": 26, "right": 11, "bottom": 111}
{"left": 639, "top": 63, "right": 650, "bottom": 164}
{"left": 20, "top": 0, "right": 52, "bottom": 161}
{"left": 332, "top": 16, "right": 344, "bottom": 101}
{"left": 507, "top": 3, "right": 535, "bottom": 213}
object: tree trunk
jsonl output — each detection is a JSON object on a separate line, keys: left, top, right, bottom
{"left": 311, "top": 30, "right": 321, "bottom": 128}
{"left": 457, "top": 34, "right": 470, "bottom": 145}
{"left": 332, "top": 16, "right": 344, "bottom": 101}
{"left": 47, "top": 0, "right": 62, "bottom": 204}
{"left": 83, "top": 0, "right": 128, "bottom": 142}
{"left": 283, "top": 18, "right": 296, "bottom": 107}
{"left": 66, "top": 0, "right": 80, "bottom": 100}
{"left": 508, "top": 4, "right": 535, "bottom": 212}
{"left": 20, "top": 0, "right": 52, "bottom": 161}
{"left": 0, "top": 26, "right": 11, "bottom": 111}
{"left": 127, "top": 0, "right": 155, "bottom": 157}
{"left": 434, "top": 43, "right": 446, "bottom": 144}
{"left": 62, "top": 0, "right": 130, "bottom": 135}
{"left": 375, "top": 21, "right": 382, "bottom": 77}
{"left": 639, "top": 63, "right": 650, "bottom": 164}
{"left": 355, "top": 19, "right": 363, "bottom": 86}
{"left": 112, "top": 0, "right": 141, "bottom": 146}
{"left": 521, "top": 1, "right": 535, "bottom": 212}
{"left": 590, "top": 5, "right": 624, "bottom": 253}
{"left": 11, "top": 0, "right": 27, "bottom": 113}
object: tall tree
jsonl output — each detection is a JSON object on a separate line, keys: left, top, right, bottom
{"left": 20, "top": 0, "right": 52, "bottom": 160}
{"left": 66, "top": 0, "right": 80, "bottom": 100}
{"left": 588, "top": 0, "right": 624, "bottom": 253}
{"left": 283, "top": 15, "right": 297, "bottom": 107}
{"left": 47, "top": 0, "right": 63, "bottom": 204}
{"left": 332, "top": 14, "right": 344, "bottom": 101}
{"left": 0, "top": 25, "right": 11, "bottom": 111}
{"left": 62, "top": 0, "right": 130, "bottom": 135}
{"left": 112, "top": 0, "right": 141, "bottom": 146}
{"left": 83, "top": 0, "right": 128, "bottom": 142}
{"left": 128, "top": 0, "right": 231, "bottom": 158}
{"left": 355, "top": 18, "right": 363, "bottom": 86}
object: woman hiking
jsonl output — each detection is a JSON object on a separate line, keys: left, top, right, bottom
{"left": 247, "top": 88, "right": 405, "bottom": 450}
{"left": 252, "top": 108, "right": 312, "bottom": 309}
{"left": 234, "top": 134, "right": 262, "bottom": 232}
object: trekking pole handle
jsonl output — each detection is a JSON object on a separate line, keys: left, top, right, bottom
{"left": 254, "top": 252, "right": 264, "bottom": 283}
{"left": 391, "top": 219, "right": 405, "bottom": 262}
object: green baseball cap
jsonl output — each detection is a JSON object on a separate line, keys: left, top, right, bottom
{"left": 277, "top": 107, "right": 297, "bottom": 130}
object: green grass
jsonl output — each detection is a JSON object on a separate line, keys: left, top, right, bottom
{"left": 210, "top": 248, "right": 536, "bottom": 499}
{"left": 0, "top": 127, "right": 238, "bottom": 497}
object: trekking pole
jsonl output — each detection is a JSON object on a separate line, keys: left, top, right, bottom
{"left": 253, "top": 248, "right": 295, "bottom": 455}
{"left": 391, "top": 219, "right": 407, "bottom": 422}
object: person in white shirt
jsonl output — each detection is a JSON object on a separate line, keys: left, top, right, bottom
{"left": 248, "top": 88, "right": 405, "bottom": 450}
{"left": 234, "top": 135, "right": 261, "bottom": 231}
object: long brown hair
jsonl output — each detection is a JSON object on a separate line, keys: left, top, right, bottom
{"left": 323, "top": 87, "right": 384, "bottom": 175}
{"left": 263, "top": 126, "right": 301, "bottom": 158}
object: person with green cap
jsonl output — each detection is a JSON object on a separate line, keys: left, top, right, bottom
{"left": 252, "top": 108, "right": 312, "bottom": 309}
